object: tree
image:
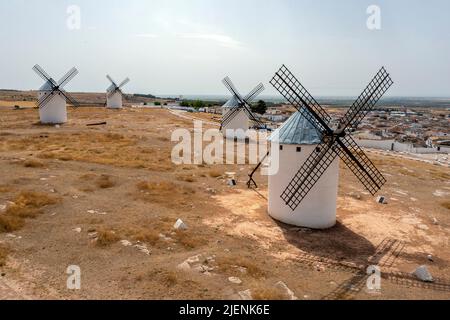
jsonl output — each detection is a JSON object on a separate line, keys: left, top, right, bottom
{"left": 252, "top": 100, "right": 267, "bottom": 115}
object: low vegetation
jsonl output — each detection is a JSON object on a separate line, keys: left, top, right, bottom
{"left": 441, "top": 201, "right": 450, "bottom": 210}
{"left": 217, "top": 255, "right": 266, "bottom": 279}
{"left": 96, "top": 229, "right": 120, "bottom": 247}
{"left": 23, "top": 159, "right": 45, "bottom": 168}
{"left": 252, "top": 285, "right": 287, "bottom": 300}
{"left": 0, "top": 191, "right": 59, "bottom": 233}
{"left": 96, "top": 175, "right": 116, "bottom": 189}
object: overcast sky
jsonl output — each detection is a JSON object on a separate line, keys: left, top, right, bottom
{"left": 0, "top": 0, "right": 449, "bottom": 97}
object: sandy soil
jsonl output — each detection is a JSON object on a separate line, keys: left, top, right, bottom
{"left": 0, "top": 102, "right": 449, "bottom": 300}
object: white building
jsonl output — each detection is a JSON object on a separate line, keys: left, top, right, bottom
{"left": 106, "top": 91, "right": 123, "bottom": 109}
{"left": 38, "top": 81, "right": 67, "bottom": 124}
{"left": 268, "top": 112, "right": 339, "bottom": 229}
{"left": 221, "top": 96, "right": 250, "bottom": 140}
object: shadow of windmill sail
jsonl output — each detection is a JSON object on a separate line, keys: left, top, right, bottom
{"left": 275, "top": 221, "right": 376, "bottom": 268}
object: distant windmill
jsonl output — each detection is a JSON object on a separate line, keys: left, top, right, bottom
{"left": 32, "top": 64, "right": 80, "bottom": 124}
{"left": 268, "top": 65, "right": 393, "bottom": 229}
{"left": 106, "top": 75, "right": 130, "bottom": 109}
{"left": 221, "top": 76, "right": 265, "bottom": 140}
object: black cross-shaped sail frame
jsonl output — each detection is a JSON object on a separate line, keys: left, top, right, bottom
{"left": 271, "top": 65, "right": 393, "bottom": 210}
{"left": 221, "top": 77, "right": 265, "bottom": 130}
{"left": 33, "top": 64, "right": 80, "bottom": 109}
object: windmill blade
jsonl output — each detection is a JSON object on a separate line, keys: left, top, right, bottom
{"left": 222, "top": 77, "right": 244, "bottom": 101}
{"left": 221, "top": 106, "right": 242, "bottom": 128}
{"left": 281, "top": 139, "right": 338, "bottom": 211}
{"left": 222, "top": 77, "right": 263, "bottom": 127}
{"left": 106, "top": 75, "right": 118, "bottom": 88}
{"left": 336, "top": 135, "right": 386, "bottom": 195}
{"left": 118, "top": 78, "right": 130, "bottom": 89}
{"left": 107, "top": 88, "right": 120, "bottom": 99}
{"left": 244, "top": 83, "right": 265, "bottom": 103}
{"left": 270, "top": 65, "right": 332, "bottom": 134}
{"left": 106, "top": 84, "right": 116, "bottom": 93}
{"left": 57, "top": 67, "right": 79, "bottom": 88}
{"left": 240, "top": 102, "right": 264, "bottom": 127}
{"left": 339, "top": 67, "right": 393, "bottom": 132}
{"left": 33, "top": 64, "right": 57, "bottom": 87}
{"left": 37, "top": 91, "right": 56, "bottom": 109}
{"left": 59, "top": 89, "right": 80, "bottom": 108}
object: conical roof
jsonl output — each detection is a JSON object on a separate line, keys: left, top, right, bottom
{"left": 222, "top": 96, "right": 239, "bottom": 108}
{"left": 39, "top": 80, "right": 55, "bottom": 91}
{"left": 269, "top": 111, "right": 322, "bottom": 145}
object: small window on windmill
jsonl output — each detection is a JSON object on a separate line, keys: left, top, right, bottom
{"left": 279, "top": 145, "right": 283, "bottom": 151}
{"left": 296, "top": 147, "right": 302, "bottom": 153}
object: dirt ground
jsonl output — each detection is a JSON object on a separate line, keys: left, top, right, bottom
{"left": 0, "top": 103, "right": 449, "bottom": 300}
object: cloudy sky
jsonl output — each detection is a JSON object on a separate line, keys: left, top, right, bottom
{"left": 0, "top": 0, "right": 449, "bottom": 97}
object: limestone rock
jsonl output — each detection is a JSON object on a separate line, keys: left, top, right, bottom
{"left": 174, "top": 219, "right": 188, "bottom": 230}
{"left": 228, "top": 277, "right": 242, "bottom": 285}
{"left": 275, "top": 281, "right": 298, "bottom": 300}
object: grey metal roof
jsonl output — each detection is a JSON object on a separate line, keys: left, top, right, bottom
{"left": 222, "top": 96, "right": 239, "bottom": 108}
{"left": 39, "top": 80, "right": 54, "bottom": 91}
{"left": 269, "top": 111, "right": 322, "bottom": 145}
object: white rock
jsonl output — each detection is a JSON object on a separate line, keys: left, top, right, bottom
{"left": 121, "top": 240, "right": 132, "bottom": 247}
{"left": 414, "top": 265, "right": 434, "bottom": 282}
{"left": 238, "top": 289, "right": 253, "bottom": 300}
{"left": 427, "top": 255, "right": 434, "bottom": 262}
{"left": 174, "top": 219, "right": 188, "bottom": 230}
{"left": 177, "top": 261, "right": 191, "bottom": 272}
{"left": 228, "top": 277, "right": 242, "bottom": 285}
{"left": 432, "top": 217, "right": 439, "bottom": 225}
{"left": 275, "top": 281, "right": 298, "bottom": 300}
{"left": 0, "top": 204, "right": 6, "bottom": 212}
{"left": 73, "top": 228, "right": 82, "bottom": 233}
{"left": 134, "top": 244, "right": 150, "bottom": 255}
{"left": 87, "top": 210, "right": 96, "bottom": 214}
{"left": 185, "top": 254, "right": 202, "bottom": 265}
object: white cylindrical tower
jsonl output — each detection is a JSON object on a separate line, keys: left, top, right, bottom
{"left": 221, "top": 97, "right": 249, "bottom": 140}
{"left": 38, "top": 82, "right": 67, "bottom": 124}
{"left": 268, "top": 112, "right": 339, "bottom": 229}
{"left": 106, "top": 91, "right": 123, "bottom": 109}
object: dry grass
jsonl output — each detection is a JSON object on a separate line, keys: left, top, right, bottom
{"left": 176, "top": 174, "right": 197, "bottom": 183}
{"left": 0, "top": 215, "right": 25, "bottom": 233}
{"left": 174, "top": 230, "right": 207, "bottom": 249}
{"left": 124, "top": 227, "right": 160, "bottom": 246}
{"left": 441, "top": 201, "right": 450, "bottom": 210}
{"left": 0, "top": 244, "right": 10, "bottom": 267}
{"left": 135, "top": 180, "right": 196, "bottom": 207}
{"left": 96, "top": 229, "right": 120, "bottom": 247}
{"left": 0, "top": 191, "right": 59, "bottom": 233}
{"left": 209, "top": 169, "right": 222, "bottom": 178}
{"left": 2, "top": 131, "right": 175, "bottom": 171}
{"left": 217, "top": 255, "right": 266, "bottom": 279}
{"left": 252, "top": 285, "right": 287, "bottom": 300}
{"left": 0, "top": 185, "right": 13, "bottom": 193}
{"left": 23, "top": 159, "right": 44, "bottom": 168}
{"left": 96, "top": 175, "right": 116, "bottom": 189}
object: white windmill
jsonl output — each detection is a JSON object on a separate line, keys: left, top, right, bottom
{"left": 32, "top": 65, "right": 80, "bottom": 124}
{"left": 268, "top": 65, "right": 393, "bottom": 229}
{"left": 106, "top": 75, "right": 130, "bottom": 109}
{"left": 221, "top": 76, "right": 265, "bottom": 140}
